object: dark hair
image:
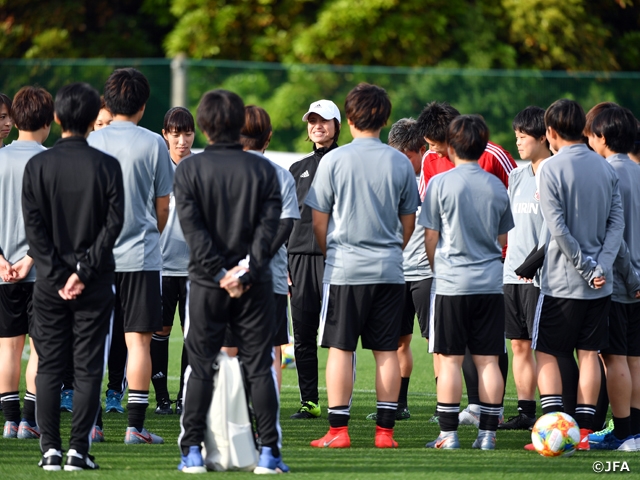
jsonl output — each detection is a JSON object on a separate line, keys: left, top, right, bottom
{"left": 544, "top": 99, "right": 586, "bottom": 141}
{"left": 12, "top": 86, "right": 54, "bottom": 131}
{"left": 305, "top": 118, "right": 341, "bottom": 146}
{"left": 103, "top": 68, "right": 150, "bottom": 116}
{"left": 388, "top": 118, "right": 424, "bottom": 153}
{"left": 100, "top": 95, "right": 109, "bottom": 112}
{"left": 415, "top": 101, "right": 460, "bottom": 143}
{"left": 446, "top": 114, "right": 489, "bottom": 161}
{"left": 584, "top": 101, "right": 618, "bottom": 136}
{"left": 240, "top": 105, "right": 272, "bottom": 151}
{"left": 0, "top": 93, "right": 11, "bottom": 114}
{"left": 513, "top": 106, "right": 547, "bottom": 138}
{"left": 344, "top": 83, "right": 391, "bottom": 132}
{"left": 196, "top": 89, "right": 245, "bottom": 144}
{"left": 163, "top": 107, "right": 195, "bottom": 133}
{"left": 632, "top": 118, "right": 640, "bottom": 157}
{"left": 590, "top": 106, "right": 637, "bottom": 154}
{"left": 54, "top": 83, "right": 101, "bottom": 135}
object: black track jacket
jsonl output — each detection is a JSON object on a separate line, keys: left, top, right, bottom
{"left": 174, "top": 143, "right": 281, "bottom": 288}
{"left": 22, "top": 136, "right": 124, "bottom": 290}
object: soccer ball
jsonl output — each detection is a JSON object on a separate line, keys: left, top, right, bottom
{"left": 281, "top": 343, "right": 296, "bottom": 369}
{"left": 531, "top": 412, "right": 580, "bottom": 457}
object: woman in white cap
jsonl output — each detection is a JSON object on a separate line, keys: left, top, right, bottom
{"left": 287, "top": 100, "right": 341, "bottom": 419}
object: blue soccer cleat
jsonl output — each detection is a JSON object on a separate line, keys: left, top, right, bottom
{"left": 178, "top": 445, "right": 207, "bottom": 474}
{"left": 254, "top": 446, "right": 289, "bottom": 474}
{"left": 17, "top": 420, "right": 40, "bottom": 439}
{"left": 60, "top": 389, "right": 74, "bottom": 412}
{"left": 105, "top": 389, "right": 125, "bottom": 414}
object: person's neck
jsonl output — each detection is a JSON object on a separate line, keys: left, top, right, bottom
{"left": 453, "top": 157, "right": 476, "bottom": 167}
{"left": 315, "top": 141, "right": 334, "bottom": 150}
{"left": 18, "top": 130, "right": 47, "bottom": 144}
{"left": 530, "top": 149, "right": 551, "bottom": 174}
{"left": 112, "top": 112, "right": 142, "bottom": 125}
{"left": 351, "top": 129, "right": 380, "bottom": 139}
{"left": 170, "top": 151, "right": 191, "bottom": 164}
{"left": 554, "top": 138, "right": 582, "bottom": 151}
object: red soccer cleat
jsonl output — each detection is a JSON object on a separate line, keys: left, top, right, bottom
{"left": 310, "top": 426, "right": 351, "bottom": 448}
{"left": 374, "top": 426, "right": 398, "bottom": 448}
{"left": 577, "top": 428, "right": 593, "bottom": 451}
{"left": 524, "top": 443, "right": 535, "bottom": 451}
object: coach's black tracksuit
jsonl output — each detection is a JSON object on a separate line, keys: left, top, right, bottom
{"left": 287, "top": 143, "right": 337, "bottom": 405}
{"left": 22, "top": 136, "right": 124, "bottom": 456}
{"left": 174, "top": 143, "right": 283, "bottom": 455}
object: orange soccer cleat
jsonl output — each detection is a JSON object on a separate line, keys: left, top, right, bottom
{"left": 374, "top": 426, "right": 398, "bottom": 448}
{"left": 310, "top": 426, "right": 351, "bottom": 448}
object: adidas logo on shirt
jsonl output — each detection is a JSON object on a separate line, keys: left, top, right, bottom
{"left": 300, "top": 170, "right": 310, "bottom": 178}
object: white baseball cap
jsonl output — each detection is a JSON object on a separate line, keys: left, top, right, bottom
{"left": 302, "top": 99, "right": 341, "bottom": 124}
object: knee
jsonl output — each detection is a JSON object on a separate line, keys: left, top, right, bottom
{"left": 511, "top": 340, "right": 532, "bottom": 357}
{"left": 155, "top": 326, "right": 172, "bottom": 336}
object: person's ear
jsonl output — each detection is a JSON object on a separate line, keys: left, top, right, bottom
{"left": 54, "top": 113, "right": 62, "bottom": 126}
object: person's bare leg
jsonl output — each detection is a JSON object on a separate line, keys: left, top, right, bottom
{"left": 26, "top": 337, "right": 38, "bottom": 393}
{"left": 124, "top": 331, "right": 158, "bottom": 437}
{"left": 536, "top": 351, "right": 562, "bottom": 395}
{"left": 397, "top": 335, "right": 413, "bottom": 377}
{"left": 473, "top": 355, "right": 503, "bottom": 404}
{"left": 325, "top": 348, "right": 354, "bottom": 407}
{"left": 577, "top": 350, "right": 601, "bottom": 406}
{"left": 0, "top": 335, "right": 25, "bottom": 393}
{"left": 437, "top": 354, "right": 464, "bottom": 403}
{"left": 511, "top": 340, "right": 536, "bottom": 400}
{"left": 373, "top": 350, "right": 401, "bottom": 402}
{"left": 601, "top": 353, "right": 632, "bottom": 441}
{"left": 273, "top": 346, "right": 282, "bottom": 392}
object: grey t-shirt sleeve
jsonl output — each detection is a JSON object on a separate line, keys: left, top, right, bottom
{"left": 280, "top": 170, "right": 300, "bottom": 220}
{"left": 154, "top": 138, "right": 174, "bottom": 197}
{"left": 614, "top": 239, "right": 640, "bottom": 296}
{"left": 539, "top": 164, "right": 599, "bottom": 285}
{"left": 399, "top": 164, "right": 420, "bottom": 215}
{"left": 304, "top": 157, "right": 333, "bottom": 213}
{"left": 417, "top": 177, "right": 441, "bottom": 231}
{"left": 498, "top": 192, "right": 515, "bottom": 235}
{"left": 597, "top": 178, "right": 625, "bottom": 276}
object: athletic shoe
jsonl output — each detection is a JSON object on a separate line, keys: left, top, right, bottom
{"left": 428, "top": 414, "right": 440, "bottom": 424}
{"left": 60, "top": 389, "right": 74, "bottom": 412}
{"left": 523, "top": 443, "right": 535, "bottom": 451}
{"left": 472, "top": 430, "right": 496, "bottom": 450}
{"left": 290, "top": 401, "right": 321, "bottom": 419}
{"left": 38, "top": 449, "right": 62, "bottom": 471}
{"left": 589, "top": 432, "right": 637, "bottom": 451}
{"left": 310, "top": 427, "right": 351, "bottom": 448}
{"left": 175, "top": 399, "right": 183, "bottom": 416}
{"left": 124, "top": 426, "right": 164, "bottom": 444}
{"left": 254, "top": 446, "right": 290, "bottom": 474}
{"left": 459, "top": 405, "right": 480, "bottom": 427}
{"left": 497, "top": 413, "right": 536, "bottom": 431}
{"left": 635, "top": 433, "right": 640, "bottom": 451}
{"left": 65, "top": 449, "right": 99, "bottom": 471}
{"left": 17, "top": 420, "right": 40, "bottom": 439}
{"left": 155, "top": 398, "right": 173, "bottom": 415}
{"left": 178, "top": 445, "right": 207, "bottom": 474}
{"left": 577, "top": 428, "right": 593, "bottom": 451}
{"left": 3, "top": 420, "right": 18, "bottom": 438}
{"left": 374, "top": 426, "right": 398, "bottom": 448}
{"left": 91, "top": 425, "right": 104, "bottom": 443}
{"left": 425, "top": 431, "right": 460, "bottom": 449}
{"left": 105, "top": 389, "right": 125, "bottom": 414}
{"left": 365, "top": 407, "right": 411, "bottom": 421}
{"left": 589, "top": 419, "right": 614, "bottom": 443}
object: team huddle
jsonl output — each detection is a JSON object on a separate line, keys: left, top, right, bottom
{"left": 1, "top": 66, "right": 640, "bottom": 472}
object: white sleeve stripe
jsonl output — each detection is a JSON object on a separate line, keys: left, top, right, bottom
{"left": 485, "top": 143, "right": 514, "bottom": 174}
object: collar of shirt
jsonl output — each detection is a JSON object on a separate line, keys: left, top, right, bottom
{"left": 55, "top": 136, "right": 89, "bottom": 147}
{"left": 556, "top": 143, "right": 590, "bottom": 155}
{"left": 607, "top": 153, "right": 631, "bottom": 164}
{"left": 204, "top": 143, "right": 243, "bottom": 151}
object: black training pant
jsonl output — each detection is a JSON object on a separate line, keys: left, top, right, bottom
{"left": 179, "top": 281, "right": 280, "bottom": 452}
{"left": 288, "top": 254, "right": 324, "bottom": 404}
{"left": 31, "top": 279, "right": 113, "bottom": 455}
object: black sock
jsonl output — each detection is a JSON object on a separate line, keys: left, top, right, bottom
{"left": 557, "top": 355, "right": 579, "bottom": 416}
{"left": 593, "top": 358, "right": 609, "bottom": 431}
{"left": 518, "top": 399, "right": 537, "bottom": 418}
{"left": 398, "top": 377, "right": 410, "bottom": 409}
{"left": 613, "top": 415, "right": 631, "bottom": 440}
{"left": 433, "top": 377, "right": 438, "bottom": 414}
{"left": 150, "top": 334, "right": 170, "bottom": 402}
{"left": 178, "top": 343, "right": 188, "bottom": 401}
{"left": 437, "top": 402, "right": 459, "bottom": 432}
{"left": 96, "top": 407, "right": 103, "bottom": 429}
{"left": 23, "top": 390, "right": 36, "bottom": 424}
{"left": 127, "top": 390, "right": 149, "bottom": 431}
{"left": 479, "top": 402, "right": 502, "bottom": 432}
{"left": 631, "top": 408, "right": 640, "bottom": 436}
{"left": 462, "top": 349, "right": 480, "bottom": 405}
{"left": 540, "top": 394, "right": 563, "bottom": 415}
{"left": 499, "top": 352, "right": 509, "bottom": 404}
{"left": 376, "top": 401, "right": 397, "bottom": 429}
{"left": 327, "top": 405, "right": 350, "bottom": 428}
{"left": 0, "top": 391, "right": 20, "bottom": 423}
{"left": 574, "top": 404, "right": 596, "bottom": 431}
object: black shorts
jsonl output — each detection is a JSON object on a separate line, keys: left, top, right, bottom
{"left": 224, "top": 293, "right": 289, "bottom": 348}
{"left": 601, "top": 301, "right": 640, "bottom": 356}
{"left": 115, "top": 271, "right": 162, "bottom": 333}
{"left": 430, "top": 294, "right": 505, "bottom": 356}
{"left": 504, "top": 283, "right": 540, "bottom": 340}
{"left": 319, "top": 283, "right": 404, "bottom": 352}
{"left": 0, "top": 282, "right": 33, "bottom": 337}
{"left": 162, "top": 276, "right": 188, "bottom": 328}
{"left": 400, "top": 278, "right": 433, "bottom": 338}
{"left": 532, "top": 294, "right": 610, "bottom": 357}
{"left": 288, "top": 254, "right": 324, "bottom": 313}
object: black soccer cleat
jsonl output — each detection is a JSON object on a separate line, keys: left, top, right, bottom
{"left": 64, "top": 449, "right": 99, "bottom": 471}
{"left": 155, "top": 398, "right": 174, "bottom": 415}
{"left": 497, "top": 413, "right": 536, "bottom": 431}
{"left": 175, "top": 399, "right": 183, "bottom": 416}
{"left": 38, "top": 449, "right": 62, "bottom": 471}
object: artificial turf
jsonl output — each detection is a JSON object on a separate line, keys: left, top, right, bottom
{"left": 0, "top": 324, "right": 632, "bottom": 478}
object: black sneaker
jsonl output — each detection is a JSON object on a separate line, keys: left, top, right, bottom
{"left": 155, "top": 398, "right": 174, "bottom": 415}
{"left": 175, "top": 399, "right": 183, "bottom": 415}
{"left": 497, "top": 413, "right": 536, "bottom": 431}
{"left": 290, "top": 401, "right": 321, "bottom": 419}
{"left": 38, "top": 449, "right": 62, "bottom": 471}
{"left": 64, "top": 449, "right": 99, "bottom": 471}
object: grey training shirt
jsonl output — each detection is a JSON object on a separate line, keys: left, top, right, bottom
{"left": 0, "top": 141, "right": 45, "bottom": 284}
{"left": 161, "top": 158, "right": 190, "bottom": 276}
{"left": 403, "top": 201, "right": 432, "bottom": 281}
{"left": 88, "top": 121, "right": 174, "bottom": 272}
{"left": 504, "top": 164, "right": 544, "bottom": 284}
{"left": 538, "top": 144, "right": 624, "bottom": 299}
{"left": 419, "top": 163, "right": 514, "bottom": 295}
{"left": 305, "top": 137, "right": 419, "bottom": 285}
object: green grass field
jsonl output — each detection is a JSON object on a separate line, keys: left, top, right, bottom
{"left": 0, "top": 323, "right": 632, "bottom": 478}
